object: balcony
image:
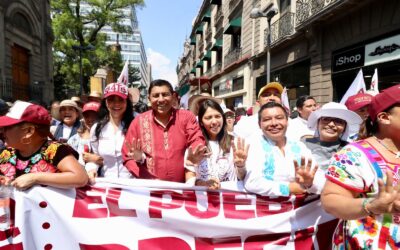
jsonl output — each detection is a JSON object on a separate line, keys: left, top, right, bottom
{"left": 265, "top": 12, "right": 295, "bottom": 46}
{"left": 296, "top": 0, "right": 340, "bottom": 26}
{"left": 215, "top": 10, "right": 224, "bottom": 36}
{"left": 198, "top": 40, "right": 204, "bottom": 56}
{"left": 224, "top": 47, "right": 242, "bottom": 67}
{"left": 204, "top": 62, "right": 222, "bottom": 77}
{"left": 228, "top": 0, "right": 241, "bottom": 14}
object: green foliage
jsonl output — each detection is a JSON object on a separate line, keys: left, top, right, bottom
{"left": 51, "top": 0, "right": 144, "bottom": 98}
{"left": 128, "top": 64, "right": 141, "bottom": 87}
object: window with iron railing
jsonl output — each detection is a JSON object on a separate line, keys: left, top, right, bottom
{"left": 296, "top": 0, "right": 339, "bottom": 25}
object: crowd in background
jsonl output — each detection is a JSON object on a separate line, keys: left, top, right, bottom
{"left": 0, "top": 79, "right": 400, "bottom": 248}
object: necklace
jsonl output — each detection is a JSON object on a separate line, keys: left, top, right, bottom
{"left": 373, "top": 136, "right": 400, "bottom": 159}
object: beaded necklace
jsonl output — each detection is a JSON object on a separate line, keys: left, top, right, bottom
{"left": 373, "top": 136, "right": 400, "bottom": 159}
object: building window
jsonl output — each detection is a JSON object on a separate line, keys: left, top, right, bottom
{"left": 232, "top": 76, "right": 243, "bottom": 91}
{"left": 279, "top": 0, "right": 291, "bottom": 13}
{"left": 13, "top": 12, "right": 32, "bottom": 35}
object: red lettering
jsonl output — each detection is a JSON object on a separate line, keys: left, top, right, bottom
{"left": 149, "top": 190, "right": 184, "bottom": 218}
{"left": 107, "top": 188, "right": 137, "bottom": 218}
{"left": 222, "top": 192, "right": 255, "bottom": 219}
{"left": 195, "top": 236, "right": 242, "bottom": 250}
{"left": 256, "top": 195, "right": 293, "bottom": 217}
{"left": 294, "top": 227, "right": 314, "bottom": 249}
{"left": 73, "top": 186, "right": 108, "bottom": 218}
{"left": 79, "top": 243, "right": 130, "bottom": 250}
{"left": 138, "top": 237, "right": 191, "bottom": 250}
{"left": 183, "top": 191, "right": 220, "bottom": 219}
{"left": 244, "top": 232, "right": 290, "bottom": 250}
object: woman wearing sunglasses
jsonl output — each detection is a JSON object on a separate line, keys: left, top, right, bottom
{"left": 303, "top": 102, "right": 362, "bottom": 171}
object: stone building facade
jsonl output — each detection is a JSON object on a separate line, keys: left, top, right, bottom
{"left": 177, "top": 0, "right": 400, "bottom": 110}
{"left": 0, "top": 0, "right": 53, "bottom": 104}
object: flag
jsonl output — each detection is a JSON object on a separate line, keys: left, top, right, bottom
{"left": 340, "top": 69, "right": 366, "bottom": 104}
{"left": 369, "top": 68, "right": 379, "bottom": 95}
{"left": 117, "top": 61, "right": 129, "bottom": 85}
{"left": 281, "top": 87, "right": 291, "bottom": 115}
{"left": 178, "top": 84, "right": 190, "bottom": 109}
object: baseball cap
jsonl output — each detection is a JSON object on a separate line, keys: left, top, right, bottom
{"left": 83, "top": 101, "right": 100, "bottom": 113}
{"left": 104, "top": 83, "right": 128, "bottom": 99}
{"left": 369, "top": 84, "right": 400, "bottom": 121}
{"left": 0, "top": 101, "right": 51, "bottom": 127}
{"left": 258, "top": 82, "right": 284, "bottom": 98}
{"left": 345, "top": 93, "right": 372, "bottom": 111}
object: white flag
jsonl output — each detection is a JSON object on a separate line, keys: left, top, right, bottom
{"left": 340, "top": 69, "right": 366, "bottom": 104}
{"left": 281, "top": 87, "right": 291, "bottom": 115}
{"left": 117, "top": 61, "right": 129, "bottom": 85}
{"left": 369, "top": 68, "right": 379, "bottom": 95}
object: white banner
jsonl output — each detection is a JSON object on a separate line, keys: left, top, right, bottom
{"left": 1, "top": 179, "right": 337, "bottom": 249}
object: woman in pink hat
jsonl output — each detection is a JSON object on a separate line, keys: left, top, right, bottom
{"left": 68, "top": 102, "right": 102, "bottom": 166}
{"left": 85, "top": 83, "right": 134, "bottom": 182}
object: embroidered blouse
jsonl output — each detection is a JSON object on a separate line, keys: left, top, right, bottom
{"left": 122, "top": 109, "right": 205, "bottom": 183}
{"left": 244, "top": 134, "right": 324, "bottom": 196}
{"left": 0, "top": 141, "right": 78, "bottom": 180}
{"left": 326, "top": 140, "right": 400, "bottom": 249}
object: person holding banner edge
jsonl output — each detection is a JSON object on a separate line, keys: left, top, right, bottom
{"left": 321, "top": 85, "right": 400, "bottom": 249}
{"left": 0, "top": 101, "right": 88, "bottom": 190}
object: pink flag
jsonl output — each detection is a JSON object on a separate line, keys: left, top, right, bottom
{"left": 340, "top": 69, "right": 366, "bottom": 104}
{"left": 281, "top": 87, "right": 291, "bottom": 115}
{"left": 117, "top": 61, "right": 129, "bottom": 85}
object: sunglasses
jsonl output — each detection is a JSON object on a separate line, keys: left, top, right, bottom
{"left": 319, "top": 117, "right": 346, "bottom": 126}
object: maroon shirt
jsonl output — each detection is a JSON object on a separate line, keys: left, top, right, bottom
{"left": 123, "top": 109, "right": 205, "bottom": 182}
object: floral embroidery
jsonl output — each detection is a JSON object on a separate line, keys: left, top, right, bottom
{"left": 330, "top": 141, "right": 400, "bottom": 249}
{"left": 0, "top": 141, "right": 60, "bottom": 180}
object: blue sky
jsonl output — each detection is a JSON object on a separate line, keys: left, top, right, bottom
{"left": 137, "top": 0, "right": 202, "bottom": 88}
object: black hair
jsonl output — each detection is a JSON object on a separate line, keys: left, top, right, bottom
{"left": 134, "top": 102, "right": 149, "bottom": 114}
{"left": 148, "top": 79, "right": 174, "bottom": 96}
{"left": 296, "top": 95, "right": 315, "bottom": 109}
{"left": 198, "top": 99, "right": 232, "bottom": 154}
{"left": 258, "top": 102, "right": 289, "bottom": 123}
{"left": 94, "top": 97, "right": 134, "bottom": 141}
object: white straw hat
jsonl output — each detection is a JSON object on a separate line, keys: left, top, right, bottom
{"left": 307, "top": 102, "right": 362, "bottom": 140}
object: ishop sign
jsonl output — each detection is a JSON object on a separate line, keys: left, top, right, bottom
{"left": 332, "top": 46, "right": 365, "bottom": 73}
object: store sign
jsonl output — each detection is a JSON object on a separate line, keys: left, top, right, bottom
{"left": 332, "top": 46, "right": 365, "bottom": 72}
{"left": 365, "top": 34, "right": 400, "bottom": 66}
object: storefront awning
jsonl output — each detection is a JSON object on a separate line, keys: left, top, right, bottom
{"left": 195, "top": 25, "right": 204, "bottom": 34}
{"left": 190, "top": 37, "right": 196, "bottom": 45}
{"left": 210, "top": 39, "right": 223, "bottom": 51}
{"left": 223, "top": 17, "right": 241, "bottom": 34}
{"left": 202, "top": 50, "right": 212, "bottom": 61}
{"left": 210, "top": 0, "right": 221, "bottom": 5}
{"left": 190, "top": 68, "right": 196, "bottom": 74}
{"left": 177, "top": 84, "right": 190, "bottom": 97}
{"left": 201, "top": 10, "right": 211, "bottom": 22}
{"left": 195, "top": 61, "right": 203, "bottom": 68}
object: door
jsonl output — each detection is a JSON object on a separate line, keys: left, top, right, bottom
{"left": 12, "top": 44, "right": 30, "bottom": 101}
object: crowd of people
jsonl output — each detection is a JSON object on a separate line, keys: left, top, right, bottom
{"left": 0, "top": 79, "right": 399, "bottom": 248}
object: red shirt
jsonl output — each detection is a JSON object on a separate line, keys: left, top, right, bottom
{"left": 123, "top": 109, "right": 205, "bottom": 182}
